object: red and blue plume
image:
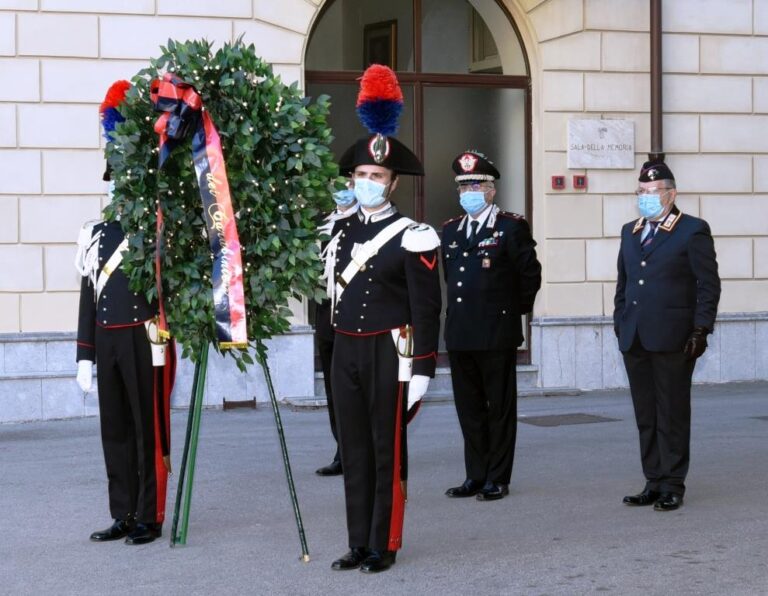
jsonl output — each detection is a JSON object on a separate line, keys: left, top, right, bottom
{"left": 355, "top": 65, "right": 403, "bottom": 136}
{"left": 99, "top": 80, "right": 131, "bottom": 140}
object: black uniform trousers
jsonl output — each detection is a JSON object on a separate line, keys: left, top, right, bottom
{"left": 622, "top": 334, "right": 696, "bottom": 496}
{"left": 331, "top": 332, "right": 408, "bottom": 552}
{"left": 95, "top": 324, "right": 160, "bottom": 524}
{"left": 448, "top": 349, "right": 518, "bottom": 485}
{"left": 317, "top": 335, "right": 340, "bottom": 464}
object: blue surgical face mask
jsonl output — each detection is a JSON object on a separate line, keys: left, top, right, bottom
{"left": 459, "top": 191, "right": 487, "bottom": 216}
{"left": 333, "top": 188, "right": 356, "bottom": 208}
{"left": 354, "top": 178, "right": 388, "bottom": 209}
{"left": 637, "top": 193, "right": 664, "bottom": 220}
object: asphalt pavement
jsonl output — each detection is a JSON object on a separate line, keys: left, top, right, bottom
{"left": 1, "top": 382, "right": 767, "bottom": 595}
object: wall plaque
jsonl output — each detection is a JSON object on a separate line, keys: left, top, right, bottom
{"left": 567, "top": 119, "right": 635, "bottom": 169}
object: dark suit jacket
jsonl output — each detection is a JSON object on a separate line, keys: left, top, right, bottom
{"left": 614, "top": 206, "right": 721, "bottom": 353}
{"left": 441, "top": 206, "right": 541, "bottom": 351}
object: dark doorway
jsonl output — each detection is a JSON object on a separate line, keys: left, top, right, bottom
{"left": 306, "top": 0, "right": 533, "bottom": 364}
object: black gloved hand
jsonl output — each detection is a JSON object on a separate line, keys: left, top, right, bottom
{"left": 683, "top": 326, "right": 709, "bottom": 360}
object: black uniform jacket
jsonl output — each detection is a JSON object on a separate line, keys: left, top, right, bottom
{"left": 441, "top": 206, "right": 542, "bottom": 351}
{"left": 331, "top": 206, "right": 442, "bottom": 377}
{"left": 76, "top": 220, "right": 157, "bottom": 362}
{"left": 614, "top": 206, "right": 720, "bottom": 353}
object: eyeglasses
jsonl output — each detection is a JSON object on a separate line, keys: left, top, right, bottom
{"left": 457, "top": 183, "right": 493, "bottom": 192}
{"left": 634, "top": 187, "right": 673, "bottom": 197}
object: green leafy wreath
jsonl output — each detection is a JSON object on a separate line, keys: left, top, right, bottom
{"left": 104, "top": 39, "right": 338, "bottom": 369}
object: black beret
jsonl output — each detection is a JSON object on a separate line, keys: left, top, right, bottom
{"left": 452, "top": 150, "right": 500, "bottom": 182}
{"left": 639, "top": 159, "right": 674, "bottom": 183}
{"left": 338, "top": 134, "right": 424, "bottom": 176}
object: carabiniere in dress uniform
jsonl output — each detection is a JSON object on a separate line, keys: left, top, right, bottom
{"left": 75, "top": 80, "right": 175, "bottom": 546}
{"left": 325, "top": 65, "right": 442, "bottom": 575}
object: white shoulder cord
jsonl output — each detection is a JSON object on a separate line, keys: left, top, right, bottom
{"left": 74, "top": 227, "right": 102, "bottom": 291}
{"left": 320, "top": 229, "right": 344, "bottom": 321}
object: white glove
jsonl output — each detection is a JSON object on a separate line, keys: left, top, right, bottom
{"left": 77, "top": 360, "right": 93, "bottom": 393}
{"left": 407, "top": 375, "right": 429, "bottom": 411}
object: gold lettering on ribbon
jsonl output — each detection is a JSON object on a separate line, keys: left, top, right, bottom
{"left": 206, "top": 172, "right": 233, "bottom": 294}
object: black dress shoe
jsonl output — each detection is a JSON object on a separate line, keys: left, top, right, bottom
{"left": 90, "top": 519, "right": 135, "bottom": 542}
{"left": 445, "top": 479, "right": 484, "bottom": 498}
{"left": 623, "top": 488, "right": 661, "bottom": 506}
{"left": 360, "top": 550, "right": 397, "bottom": 574}
{"left": 476, "top": 481, "right": 509, "bottom": 501}
{"left": 331, "top": 547, "right": 369, "bottom": 570}
{"left": 653, "top": 493, "right": 683, "bottom": 511}
{"left": 124, "top": 522, "right": 162, "bottom": 545}
{"left": 315, "top": 460, "right": 343, "bottom": 476}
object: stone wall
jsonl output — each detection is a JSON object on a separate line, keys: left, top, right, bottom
{"left": 523, "top": 0, "right": 768, "bottom": 320}
{"left": 531, "top": 313, "right": 768, "bottom": 390}
{"left": 0, "top": 0, "right": 321, "bottom": 333}
{"left": 0, "top": 327, "right": 315, "bottom": 423}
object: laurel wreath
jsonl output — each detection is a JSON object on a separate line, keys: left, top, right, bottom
{"left": 104, "top": 39, "right": 339, "bottom": 369}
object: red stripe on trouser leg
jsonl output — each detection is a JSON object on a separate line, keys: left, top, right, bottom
{"left": 387, "top": 382, "right": 406, "bottom": 551}
{"left": 153, "top": 368, "right": 167, "bottom": 524}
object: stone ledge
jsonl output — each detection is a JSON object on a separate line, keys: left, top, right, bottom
{"left": 0, "top": 371, "right": 80, "bottom": 381}
{"left": 532, "top": 312, "right": 768, "bottom": 327}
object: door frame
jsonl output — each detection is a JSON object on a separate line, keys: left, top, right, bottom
{"left": 306, "top": 0, "right": 534, "bottom": 365}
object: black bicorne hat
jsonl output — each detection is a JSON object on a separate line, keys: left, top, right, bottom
{"left": 338, "top": 65, "right": 423, "bottom": 177}
{"left": 452, "top": 150, "right": 500, "bottom": 183}
{"left": 338, "top": 135, "right": 424, "bottom": 176}
{"left": 638, "top": 158, "right": 675, "bottom": 183}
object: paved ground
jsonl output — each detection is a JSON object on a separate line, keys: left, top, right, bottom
{"left": 1, "top": 382, "right": 767, "bottom": 596}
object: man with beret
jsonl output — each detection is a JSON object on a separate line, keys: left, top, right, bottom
{"left": 615, "top": 159, "right": 720, "bottom": 511}
{"left": 325, "top": 65, "right": 441, "bottom": 573}
{"left": 441, "top": 150, "right": 541, "bottom": 502}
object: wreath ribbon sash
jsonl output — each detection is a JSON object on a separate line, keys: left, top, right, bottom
{"left": 150, "top": 73, "right": 248, "bottom": 349}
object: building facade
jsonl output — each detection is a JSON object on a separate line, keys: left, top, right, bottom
{"left": 1, "top": 0, "right": 766, "bottom": 422}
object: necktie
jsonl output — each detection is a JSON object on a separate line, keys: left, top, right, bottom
{"left": 468, "top": 220, "right": 479, "bottom": 243}
{"left": 642, "top": 222, "right": 658, "bottom": 248}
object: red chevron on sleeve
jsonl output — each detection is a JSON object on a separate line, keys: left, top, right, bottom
{"left": 419, "top": 253, "right": 437, "bottom": 270}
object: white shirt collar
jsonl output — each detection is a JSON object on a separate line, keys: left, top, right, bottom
{"left": 465, "top": 203, "right": 493, "bottom": 238}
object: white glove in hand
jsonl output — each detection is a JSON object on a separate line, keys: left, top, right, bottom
{"left": 407, "top": 375, "right": 429, "bottom": 411}
{"left": 77, "top": 360, "right": 93, "bottom": 393}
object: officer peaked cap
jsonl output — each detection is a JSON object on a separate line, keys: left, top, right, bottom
{"left": 452, "top": 150, "right": 500, "bottom": 183}
{"left": 638, "top": 159, "right": 675, "bottom": 183}
{"left": 338, "top": 135, "right": 424, "bottom": 176}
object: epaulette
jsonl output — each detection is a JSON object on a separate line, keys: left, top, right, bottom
{"left": 442, "top": 214, "right": 463, "bottom": 226}
{"left": 499, "top": 211, "right": 525, "bottom": 220}
{"left": 402, "top": 223, "right": 440, "bottom": 252}
{"left": 77, "top": 219, "right": 102, "bottom": 247}
{"left": 632, "top": 217, "right": 645, "bottom": 234}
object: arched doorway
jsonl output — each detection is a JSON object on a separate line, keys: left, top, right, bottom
{"left": 305, "top": 0, "right": 533, "bottom": 361}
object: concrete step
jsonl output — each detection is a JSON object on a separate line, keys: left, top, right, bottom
{"left": 314, "top": 365, "right": 539, "bottom": 398}
{"left": 296, "top": 364, "right": 579, "bottom": 409}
